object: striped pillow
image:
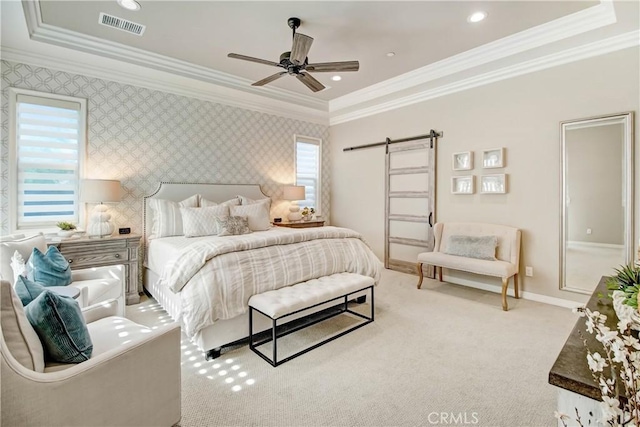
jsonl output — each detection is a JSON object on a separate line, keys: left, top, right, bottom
{"left": 149, "top": 194, "right": 199, "bottom": 238}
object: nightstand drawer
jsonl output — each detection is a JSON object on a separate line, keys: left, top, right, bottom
{"left": 64, "top": 250, "right": 129, "bottom": 268}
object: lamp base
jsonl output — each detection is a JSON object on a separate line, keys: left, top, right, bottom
{"left": 87, "top": 204, "right": 115, "bottom": 238}
{"left": 288, "top": 202, "right": 302, "bottom": 222}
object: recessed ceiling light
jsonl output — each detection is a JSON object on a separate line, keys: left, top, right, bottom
{"left": 117, "top": 0, "right": 141, "bottom": 11}
{"left": 331, "top": 75, "right": 342, "bottom": 81}
{"left": 386, "top": 52, "right": 396, "bottom": 57}
{"left": 467, "top": 11, "right": 487, "bottom": 23}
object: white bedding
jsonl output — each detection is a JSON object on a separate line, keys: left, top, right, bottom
{"left": 152, "top": 226, "right": 382, "bottom": 338}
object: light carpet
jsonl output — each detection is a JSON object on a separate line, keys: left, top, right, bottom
{"left": 127, "top": 269, "right": 578, "bottom": 427}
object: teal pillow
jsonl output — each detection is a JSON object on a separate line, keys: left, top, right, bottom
{"left": 27, "top": 246, "right": 72, "bottom": 287}
{"left": 25, "top": 290, "right": 93, "bottom": 363}
{"left": 15, "top": 275, "right": 46, "bottom": 306}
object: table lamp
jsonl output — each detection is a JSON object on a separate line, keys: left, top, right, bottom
{"left": 283, "top": 185, "right": 305, "bottom": 222}
{"left": 80, "top": 179, "right": 121, "bottom": 237}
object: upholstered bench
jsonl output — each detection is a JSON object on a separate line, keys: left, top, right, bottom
{"left": 417, "top": 222, "right": 521, "bottom": 311}
{"left": 248, "top": 273, "right": 374, "bottom": 366}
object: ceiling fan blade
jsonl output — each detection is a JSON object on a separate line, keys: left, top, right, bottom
{"left": 306, "top": 61, "right": 360, "bottom": 72}
{"left": 251, "top": 72, "right": 287, "bottom": 87}
{"left": 290, "top": 33, "right": 314, "bottom": 65}
{"left": 228, "top": 53, "right": 281, "bottom": 68}
{"left": 296, "top": 72, "right": 325, "bottom": 92}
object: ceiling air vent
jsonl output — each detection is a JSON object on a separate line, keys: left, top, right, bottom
{"left": 98, "top": 12, "right": 145, "bottom": 36}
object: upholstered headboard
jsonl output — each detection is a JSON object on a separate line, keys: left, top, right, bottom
{"left": 142, "top": 182, "right": 269, "bottom": 262}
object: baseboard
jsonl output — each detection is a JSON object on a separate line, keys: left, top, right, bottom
{"left": 440, "top": 275, "right": 584, "bottom": 310}
{"left": 567, "top": 240, "right": 624, "bottom": 249}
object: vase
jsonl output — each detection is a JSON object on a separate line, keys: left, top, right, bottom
{"left": 612, "top": 290, "right": 640, "bottom": 331}
{"left": 57, "top": 229, "right": 75, "bottom": 237}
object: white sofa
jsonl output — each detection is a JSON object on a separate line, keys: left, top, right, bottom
{"left": 416, "top": 222, "right": 522, "bottom": 311}
{"left": 0, "top": 279, "right": 182, "bottom": 426}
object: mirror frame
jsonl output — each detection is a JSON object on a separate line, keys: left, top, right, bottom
{"left": 560, "top": 111, "right": 635, "bottom": 294}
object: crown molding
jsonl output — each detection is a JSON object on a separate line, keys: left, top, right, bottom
{"left": 21, "top": 0, "right": 327, "bottom": 115}
{"left": 329, "top": 0, "right": 617, "bottom": 113}
{"left": 0, "top": 47, "right": 330, "bottom": 125}
{"left": 330, "top": 30, "right": 640, "bottom": 126}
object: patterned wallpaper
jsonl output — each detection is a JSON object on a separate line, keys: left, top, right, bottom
{"left": 0, "top": 60, "right": 330, "bottom": 234}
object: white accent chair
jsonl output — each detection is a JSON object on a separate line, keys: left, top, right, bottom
{"left": 0, "top": 234, "right": 126, "bottom": 316}
{"left": 0, "top": 279, "right": 182, "bottom": 426}
{"left": 416, "top": 222, "right": 521, "bottom": 311}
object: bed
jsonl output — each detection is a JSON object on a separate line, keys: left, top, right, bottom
{"left": 142, "top": 182, "right": 382, "bottom": 356}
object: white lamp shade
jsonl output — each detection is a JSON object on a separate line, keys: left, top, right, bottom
{"left": 283, "top": 185, "right": 305, "bottom": 201}
{"left": 80, "top": 179, "right": 121, "bottom": 203}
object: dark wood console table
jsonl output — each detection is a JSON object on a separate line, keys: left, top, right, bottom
{"left": 548, "top": 276, "right": 617, "bottom": 425}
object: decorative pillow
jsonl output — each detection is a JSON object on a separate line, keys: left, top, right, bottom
{"left": 25, "top": 290, "right": 93, "bottom": 363}
{"left": 444, "top": 235, "right": 498, "bottom": 261}
{"left": 149, "top": 194, "right": 199, "bottom": 238}
{"left": 0, "top": 233, "right": 47, "bottom": 282}
{"left": 238, "top": 195, "right": 272, "bottom": 211}
{"left": 181, "top": 206, "right": 230, "bottom": 237}
{"left": 230, "top": 203, "right": 271, "bottom": 231}
{"left": 216, "top": 216, "right": 252, "bottom": 236}
{"left": 11, "top": 250, "right": 27, "bottom": 285}
{"left": 15, "top": 275, "right": 46, "bottom": 306}
{"left": 27, "top": 246, "right": 72, "bottom": 287}
{"left": 201, "top": 197, "right": 240, "bottom": 207}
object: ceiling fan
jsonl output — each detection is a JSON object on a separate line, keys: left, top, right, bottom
{"left": 228, "top": 17, "right": 359, "bottom": 93}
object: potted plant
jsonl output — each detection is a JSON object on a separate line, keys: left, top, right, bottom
{"left": 300, "top": 207, "right": 315, "bottom": 221}
{"left": 56, "top": 221, "right": 77, "bottom": 237}
{"left": 606, "top": 262, "right": 640, "bottom": 328}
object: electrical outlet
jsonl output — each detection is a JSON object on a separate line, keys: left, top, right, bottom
{"left": 525, "top": 266, "right": 533, "bottom": 277}
{"left": 587, "top": 228, "right": 592, "bottom": 235}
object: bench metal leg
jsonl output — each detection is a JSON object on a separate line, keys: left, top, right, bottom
{"left": 438, "top": 266, "right": 443, "bottom": 282}
{"left": 501, "top": 277, "right": 509, "bottom": 311}
{"left": 416, "top": 263, "right": 424, "bottom": 289}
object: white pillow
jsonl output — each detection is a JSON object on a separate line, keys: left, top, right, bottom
{"left": 0, "top": 233, "right": 47, "bottom": 282}
{"left": 181, "top": 206, "right": 230, "bottom": 237}
{"left": 230, "top": 203, "right": 271, "bottom": 231}
{"left": 149, "top": 194, "right": 199, "bottom": 239}
{"left": 201, "top": 197, "right": 241, "bottom": 207}
{"left": 10, "top": 251, "right": 26, "bottom": 285}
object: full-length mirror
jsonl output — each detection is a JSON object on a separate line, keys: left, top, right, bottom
{"left": 561, "top": 112, "right": 634, "bottom": 294}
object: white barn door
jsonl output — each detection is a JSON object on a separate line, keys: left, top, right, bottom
{"left": 385, "top": 138, "right": 436, "bottom": 274}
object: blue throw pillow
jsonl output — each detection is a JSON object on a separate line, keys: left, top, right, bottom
{"left": 27, "top": 246, "right": 72, "bottom": 287}
{"left": 25, "top": 290, "right": 93, "bottom": 363}
{"left": 15, "top": 275, "right": 46, "bottom": 306}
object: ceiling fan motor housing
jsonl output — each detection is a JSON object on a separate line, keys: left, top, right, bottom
{"left": 279, "top": 51, "right": 308, "bottom": 74}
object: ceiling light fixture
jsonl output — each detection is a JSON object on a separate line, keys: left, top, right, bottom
{"left": 117, "top": 0, "right": 141, "bottom": 11}
{"left": 467, "top": 11, "right": 487, "bottom": 23}
{"left": 386, "top": 52, "right": 396, "bottom": 57}
{"left": 331, "top": 76, "right": 342, "bottom": 81}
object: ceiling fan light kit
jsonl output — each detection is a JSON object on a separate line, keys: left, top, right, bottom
{"left": 228, "top": 17, "right": 359, "bottom": 93}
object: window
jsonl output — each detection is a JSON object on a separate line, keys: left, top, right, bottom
{"left": 294, "top": 135, "right": 322, "bottom": 213}
{"left": 9, "top": 89, "right": 86, "bottom": 231}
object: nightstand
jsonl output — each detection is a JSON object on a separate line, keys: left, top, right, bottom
{"left": 49, "top": 234, "right": 142, "bottom": 305}
{"left": 273, "top": 220, "right": 325, "bottom": 228}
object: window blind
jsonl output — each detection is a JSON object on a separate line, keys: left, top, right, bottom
{"left": 295, "top": 137, "right": 321, "bottom": 210}
{"left": 15, "top": 94, "right": 82, "bottom": 228}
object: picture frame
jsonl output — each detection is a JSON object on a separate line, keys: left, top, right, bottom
{"left": 480, "top": 174, "right": 507, "bottom": 194}
{"left": 482, "top": 148, "right": 504, "bottom": 168}
{"left": 451, "top": 175, "right": 475, "bottom": 194}
{"left": 452, "top": 151, "right": 473, "bottom": 171}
